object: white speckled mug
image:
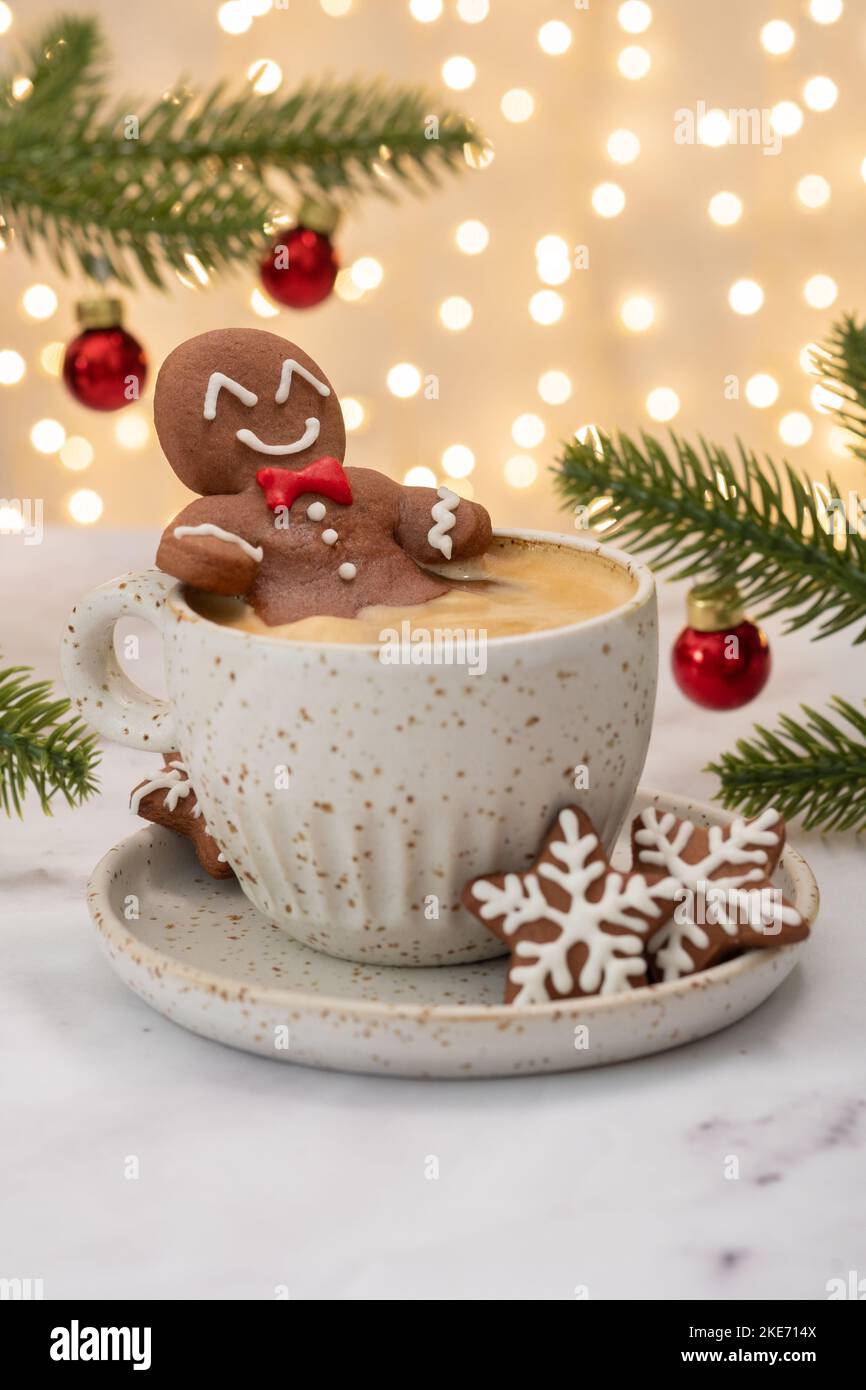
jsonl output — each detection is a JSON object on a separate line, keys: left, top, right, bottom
{"left": 61, "top": 530, "right": 657, "bottom": 965}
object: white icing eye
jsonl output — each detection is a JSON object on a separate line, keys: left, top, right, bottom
{"left": 275, "top": 358, "right": 331, "bottom": 404}
{"left": 203, "top": 373, "right": 258, "bottom": 420}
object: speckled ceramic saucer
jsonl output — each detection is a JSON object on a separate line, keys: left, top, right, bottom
{"left": 86, "top": 789, "right": 819, "bottom": 1079}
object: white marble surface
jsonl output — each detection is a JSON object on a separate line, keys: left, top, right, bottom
{"left": 1, "top": 528, "right": 863, "bottom": 1301}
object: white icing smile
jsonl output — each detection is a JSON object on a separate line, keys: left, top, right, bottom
{"left": 236, "top": 417, "right": 321, "bottom": 455}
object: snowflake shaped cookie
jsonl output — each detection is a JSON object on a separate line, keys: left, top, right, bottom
{"left": 630, "top": 805, "right": 807, "bottom": 982}
{"left": 462, "top": 806, "right": 681, "bottom": 1004}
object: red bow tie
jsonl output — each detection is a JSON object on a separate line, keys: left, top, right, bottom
{"left": 256, "top": 457, "right": 353, "bottom": 511}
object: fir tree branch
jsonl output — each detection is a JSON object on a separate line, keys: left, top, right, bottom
{"left": 814, "top": 314, "right": 866, "bottom": 464}
{"left": 0, "top": 666, "right": 100, "bottom": 817}
{"left": 554, "top": 432, "right": 866, "bottom": 641}
{"left": 0, "top": 17, "right": 478, "bottom": 287}
{"left": 707, "top": 698, "right": 866, "bottom": 833}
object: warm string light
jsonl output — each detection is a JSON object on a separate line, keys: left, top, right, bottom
{"left": 618, "top": 2, "right": 653, "bottom": 34}
{"left": 409, "top": 0, "right": 442, "bottom": 21}
{"left": 646, "top": 387, "right": 680, "bottom": 422}
{"left": 529, "top": 290, "right": 564, "bottom": 325}
{"left": 538, "top": 21, "right": 572, "bottom": 56}
{"left": 537, "top": 370, "right": 572, "bottom": 405}
{"left": 760, "top": 20, "right": 795, "bottom": 56}
{"left": 457, "top": 0, "right": 489, "bottom": 23}
{"left": 439, "top": 296, "right": 473, "bottom": 331}
{"left": 387, "top": 363, "right": 422, "bottom": 398}
{"left": 803, "top": 76, "right": 838, "bottom": 111}
{"left": 607, "top": 129, "right": 640, "bottom": 165}
{"left": 442, "top": 444, "right": 475, "bottom": 478}
{"left": 621, "top": 296, "right": 655, "bottom": 332}
{"left": 115, "top": 411, "right": 151, "bottom": 449}
{"left": 797, "top": 174, "right": 831, "bottom": 209}
{"left": 592, "top": 182, "right": 626, "bottom": 218}
{"left": 0, "top": 349, "right": 25, "bottom": 385}
{"left": 68, "top": 489, "right": 104, "bottom": 524}
{"left": 455, "top": 219, "right": 489, "bottom": 255}
{"left": 745, "top": 374, "right": 779, "bottom": 408}
{"left": 247, "top": 60, "right": 282, "bottom": 95}
{"left": 31, "top": 419, "right": 66, "bottom": 454}
{"left": 442, "top": 56, "right": 476, "bottom": 91}
{"left": 504, "top": 455, "right": 537, "bottom": 488}
{"left": 249, "top": 287, "right": 280, "bottom": 317}
{"left": 39, "top": 342, "right": 65, "bottom": 376}
{"left": 618, "top": 46, "right": 651, "bottom": 81}
{"left": 698, "top": 109, "right": 732, "bottom": 147}
{"left": 501, "top": 89, "right": 534, "bottom": 123}
{"left": 729, "top": 279, "right": 764, "bottom": 315}
{"left": 770, "top": 101, "right": 803, "bottom": 137}
{"left": 341, "top": 397, "right": 366, "bottom": 432}
{"left": 403, "top": 465, "right": 436, "bottom": 487}
{"left": 804, "top": 274, "right": 838, "bottom": 308}
{"left": 809, "top": 0, "right": 843, "bottom": 23}
{"left": 0, "top": 5, "right": 13, "bottom": 37}
{"left": 22, "top": 284, "right": 58, "bottom": 320}
{"left": 217, "top": 2, "right": 252, "bottom": 35}
{"left": 60, "top": 436, "right": 95, "bottom": 472}
{"left": 350, "top": 257, "right": 384, "bottom": 291}
{"left": 511, "top": 414, "right": 545, "bottom": 448}
{"left": 708, "top": 191, "right": 743, "bottom": 226}
{"left": 779, "top": 412, "right": 813, "bottom": 445}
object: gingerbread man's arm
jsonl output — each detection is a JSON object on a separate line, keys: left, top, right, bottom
{"left": 156, "top": 497, "right": 261, "bottom": 597}
{"left": 394, "top": 484, "right": 492, "bottom": 567}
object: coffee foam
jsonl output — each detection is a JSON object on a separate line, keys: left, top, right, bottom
{"left": 186, "top": 537, "right": 637, "bottom": 644}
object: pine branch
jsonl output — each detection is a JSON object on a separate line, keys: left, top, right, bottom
{"left": 814, "top": 314, "right": 866, "bottom": 464}
{"left": 0, "top": 17, "right": 478, "bottom": 287}
{"left": 707, "top": 698, "right": 866, "bottom": 833}
{"left": 0, "top": 666, "right": 100, "bottom": 817}
{"left": 554, "top": 432, "right": 866, "bottom": 642}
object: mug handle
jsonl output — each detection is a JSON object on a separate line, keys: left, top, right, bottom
{"left": 60, "top": 569, "right": 178, "bottom": 752}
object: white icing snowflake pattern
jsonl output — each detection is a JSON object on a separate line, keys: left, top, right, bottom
{"left": 129, "top": 760, "right": 202, "bottom": 818}
{"left": 634, "top": 806, "right": 802, "bottom": 981}
{"left": 470, "top": 808, "right": 680, "bottom": 1004}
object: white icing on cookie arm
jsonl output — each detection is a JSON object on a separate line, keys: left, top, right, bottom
{"left": 394, "top": 482, "right": 491, "bottom": 566}
{"left": 156, "top": 504, "right": 262, "bottom": 597}
{"left": 173, "top": 523, "right": 263, "bottom": 563}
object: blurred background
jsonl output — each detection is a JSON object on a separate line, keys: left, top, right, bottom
{"left": 0, "top": 0, "right": 863, "bottom": 532}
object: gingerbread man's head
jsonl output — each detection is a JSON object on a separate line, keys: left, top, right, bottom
{"left": 153, "top": 327, "right": 346, "bottom": 495}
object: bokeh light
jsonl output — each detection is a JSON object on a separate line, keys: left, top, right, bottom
{"left": 68, "top": 489, "right": 104, "bottom": 524}
{"left": 387, "top": 363, "right": 422, "bottom": 398}
{"left": 646, "top": 387, "right": 680, "bottom": 422}
{"left": 708, "top": 191, "right": 743, "bottom": 225}
{"left": 729, "top": 279, "right": 765, "bottom": 315}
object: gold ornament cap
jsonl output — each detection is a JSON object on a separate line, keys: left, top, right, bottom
{"left": 686, "top": 583, "right": 745, "bottom": 632}
{"left": 76, "top": 297, "right": 124, "bottom": 330}
{"left": 296, "top": 198, "right": 341, "bottom": 237}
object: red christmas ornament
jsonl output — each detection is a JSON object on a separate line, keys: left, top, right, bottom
{"left": 672, "top": 585, "right": 771, "bottom": 710}
{"left": 259, "top": 201, "right": 340, "bottom": 309}
{"left": 63, "top": 297, "right": 148, "bottom": 411}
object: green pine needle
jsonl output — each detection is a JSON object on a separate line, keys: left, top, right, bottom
{"left": 554, "top": 432, "right": 866, "bottom": 641}
{"left": 0, "top": 666, "right": 100, "bottom": 817}
{"left": 0, "top": 16, "right": 478, "bottom": 287}
{"left": 813, "top": 314, "right": 866, "bottom": 465}
{"left": 708, "top": 698, "right": 866, "bottom": 833}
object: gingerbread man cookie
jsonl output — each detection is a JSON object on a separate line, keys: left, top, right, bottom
{"left": 631, "top": 805, "right": 807, "bottom": 982}
{"left": 462, "top": 806, "right": 680, "bottom": 1004}
{"left": 153, "top": 328, "right": 493, "bottom": 624}
{"left": 130, "top": 754, "right": 233, "bottom": 880}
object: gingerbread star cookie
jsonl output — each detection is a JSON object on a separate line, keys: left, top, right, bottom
{"left": 631, "top": 805, "right": 807, "bottom": 982}
{"left": 462, "top": 806, "right": 681, "bottom": 1004}
{"left": 130, "top": 753, "right": 233, "bottom": 880}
